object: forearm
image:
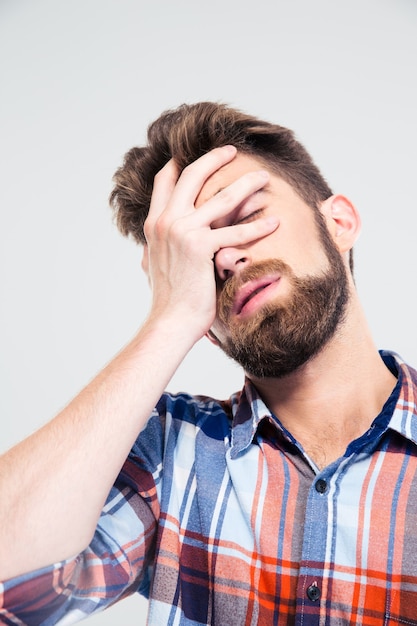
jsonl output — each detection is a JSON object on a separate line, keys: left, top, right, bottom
{"left": 0, "top": 146, "right": 277, "bottom": 582}
{"left": 0, "top": 314, "right": 196, "bottom": 580}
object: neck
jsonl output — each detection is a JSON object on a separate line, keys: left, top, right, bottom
{"left": 248, "top": 296, "right": 397, "bottom": 470}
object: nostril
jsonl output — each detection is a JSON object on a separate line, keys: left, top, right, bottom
{"left": 214, "top": 248, "right": 250, "bottom": 282}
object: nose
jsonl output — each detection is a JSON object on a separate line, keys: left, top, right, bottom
{"left": 214, "top": 246, "right": 251, "bottom": 281}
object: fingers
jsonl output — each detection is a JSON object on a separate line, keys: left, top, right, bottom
{"left": 212, "top": 216, "right": 280, "bottom": 253}
{"left": 192, "top": 170, "right": 270, "bottom": 228}
{"left": 146, "top": 160, "right": 180, "bottom": 230}
{"left": 146, "top": 146, "right": 237, "bottom": 229}
{"left": 145, "top": 146, "right": 277, "bottom": 261}
{"left": 169, "top": 146, "right": 237, "bottom": 216}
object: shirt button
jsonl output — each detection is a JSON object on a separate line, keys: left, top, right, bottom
{"left": 315, "top": 478, "right": 327, "bottom": 494}
{"left": 307, "top": 583, "right": 321, "bottom": 602}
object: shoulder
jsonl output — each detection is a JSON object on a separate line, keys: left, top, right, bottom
{"left": 130, "top": 391, "right": 237, "bottom": 456}
{"left": 155, "top": 391, "right": 233, "bottom": 423}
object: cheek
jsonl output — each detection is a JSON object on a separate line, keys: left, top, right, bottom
{"left": 262, "top": 223, "right": 328, "bottom": 271}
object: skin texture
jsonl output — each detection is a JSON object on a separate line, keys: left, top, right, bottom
{"left": 0, "top": 147, "right": 397, "bottom": 580}
{"left": 196, "top": 155, "right": 350, "bottom": 378}
{"left": 195, "top": 153, "right": 397, "bottom": 466}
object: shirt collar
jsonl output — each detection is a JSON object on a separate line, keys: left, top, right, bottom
{"left": 229, "top": 379, "right": 272, "bottom": 459}
{"left": 229, "top": 350, "right": 417, "bottom": 459}
{"left": 383, "top": 350, "right": 417, "bottom": 446}
{"left": 229, "top": 378, "right": 298, "bottom": 459}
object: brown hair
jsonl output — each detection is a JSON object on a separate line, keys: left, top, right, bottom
{"left": 110, "top": 101, "right": 339, "bottom": 254}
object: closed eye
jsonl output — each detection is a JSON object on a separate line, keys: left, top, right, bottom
{"left": 234, "top": 208, "right": 265, "bottom": 225}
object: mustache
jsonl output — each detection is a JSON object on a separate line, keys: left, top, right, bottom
{"left": 218, "top": 258, "right": 293, "bottom": 324}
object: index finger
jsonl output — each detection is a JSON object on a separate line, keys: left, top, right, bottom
{"left": 148, "top": 146, "right": 238, "bottom": 223}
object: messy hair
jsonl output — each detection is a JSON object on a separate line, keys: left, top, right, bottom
{"left": 109, "top": 102, "right": 354, "bottom": 269}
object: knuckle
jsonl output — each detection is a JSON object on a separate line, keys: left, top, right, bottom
{"left": 233, "top": 229, "right": 251, "bottom": 246}
{"left": 154, "top": 215, "right": 170, "bottom": 239}
{"left": 183, "top": 234, "right": 205, "bottom": 257}
{"left": 216, "top": 187, "right": 234, "bottom": 205}
{"left": 167, "top": 219, "right": 180, "bottom": 236}
{"left": 234, "top": 221, "right": 265, "bottom": 243}
{"left": 179, "top": 164, "right": 196, "bottom": 182}
{"left": 172, "top": 224, "right": 202, "bottom": 252}
{"left": 169, "top": 218, "right": 187, "bottom": 242}
{"left": 144, "top": 214, "right": 169, "bottom": 241}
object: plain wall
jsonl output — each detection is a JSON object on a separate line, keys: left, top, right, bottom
{"left": 1, "top": 0, "right": 417, "bottom": 623}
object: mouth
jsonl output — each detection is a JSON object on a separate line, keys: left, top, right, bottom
{"left": 233, "top": 275, "right": 281, "bottom": 317}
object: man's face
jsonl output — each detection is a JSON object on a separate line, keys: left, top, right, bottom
{"left": 198, "top": 154, "right": 350, "bottom": 379}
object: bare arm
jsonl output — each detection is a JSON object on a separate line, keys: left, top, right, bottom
{"left": 0, "top": 146, "right": 276, "bottom": 579}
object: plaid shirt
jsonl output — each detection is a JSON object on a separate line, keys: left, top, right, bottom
{"left": 2, "top": 350, "right": 417, "bottom": 625}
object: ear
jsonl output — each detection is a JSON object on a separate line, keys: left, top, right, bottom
{"left": 320, "top": 194, "right": 361, "bottom": 253}
{"left": 205, "top": 329, "right": 221, "bottom": 347}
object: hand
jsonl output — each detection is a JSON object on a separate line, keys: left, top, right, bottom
{"left": 142, "top": 146, "right": 279, "bottom": 342}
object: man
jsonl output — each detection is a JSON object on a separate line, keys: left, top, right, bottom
{"left": 0, "top": 102, "right": 415, "bottom": 625}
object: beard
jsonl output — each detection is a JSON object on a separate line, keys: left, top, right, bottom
{"left": 215, "top": 230, "right": 350, "bottom": 379}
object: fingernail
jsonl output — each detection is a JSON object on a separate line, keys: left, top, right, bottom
{"left": 264, "top": 216, "right": 279, "bottom": 227}
{"left": 258, "top": 170, "right": 270, "bottom": 180}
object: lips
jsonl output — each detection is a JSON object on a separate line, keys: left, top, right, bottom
{"left": 233, "top": 275, "right": 281, "bottom": 316}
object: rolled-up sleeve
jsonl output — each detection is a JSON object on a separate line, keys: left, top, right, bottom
{"left": 0, "top": 410, "right": 165, "bottom": 625}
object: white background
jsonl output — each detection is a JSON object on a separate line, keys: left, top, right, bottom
{"left": 1, "top": 1, "right": 416, "bottom": 623}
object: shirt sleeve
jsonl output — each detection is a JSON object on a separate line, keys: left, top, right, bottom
{"left": 0, "top": 410, "right": 165, "bottom": 625}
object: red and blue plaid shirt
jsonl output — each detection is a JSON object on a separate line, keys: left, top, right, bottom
{"left": 2, "top": 350, "right": 417, "bottom": 625}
